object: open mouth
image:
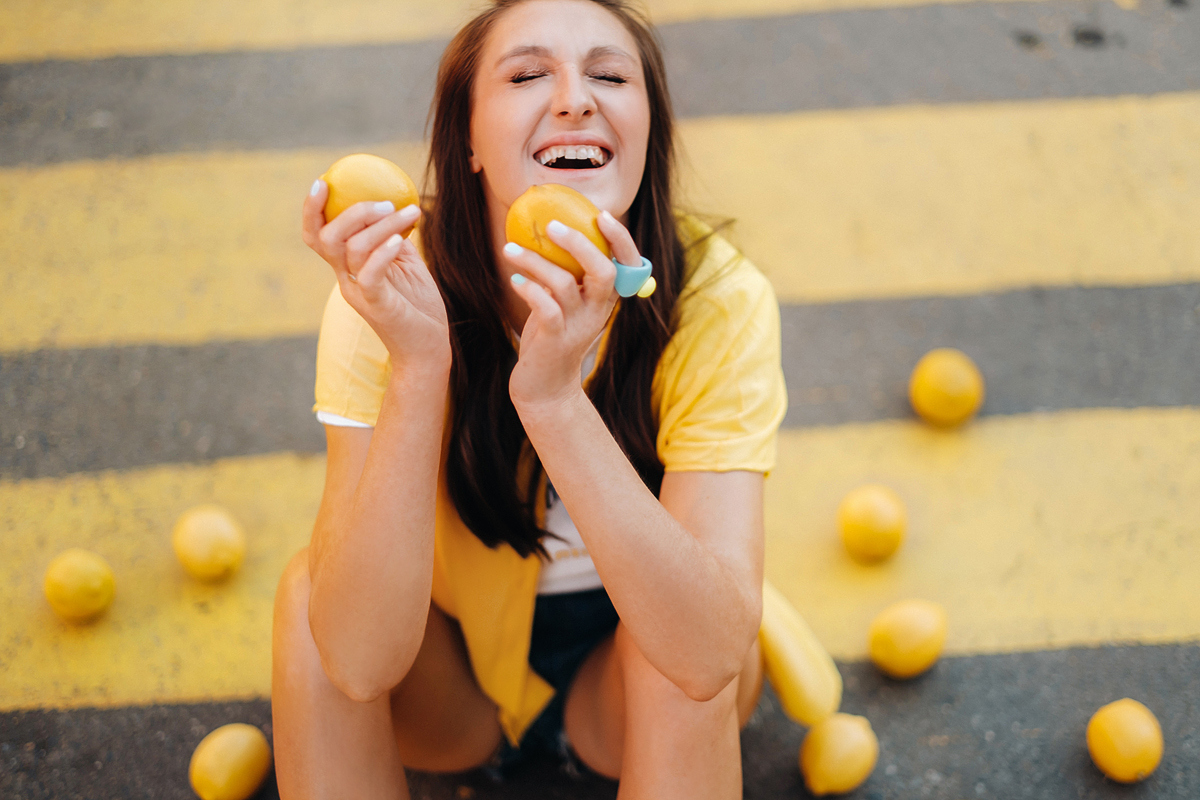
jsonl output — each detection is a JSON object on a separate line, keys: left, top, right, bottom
{"left": 534, "top": 144, "right": 611, "bottom": 170}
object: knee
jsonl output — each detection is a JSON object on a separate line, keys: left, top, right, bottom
{"left": 274, "top": 547, "right": 313, "bottom": 624}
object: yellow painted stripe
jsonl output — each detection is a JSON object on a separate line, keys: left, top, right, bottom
{"left": 0, "top": 143, "right": 425, "bottom": 352}
{"left": 0, "top": 453, "right": 323, "bottom": 711}
{"left": 681, "top": 92, "right": 1200, "bottom": 303}
{"left": 764, "top": 406, "right": 1200, "bottom": 662}
{"left": 1, "top": 0, "right": 1060, "bottom": 63}
{"left": 6, "top": 94, "right": 1199, "bottom": 351}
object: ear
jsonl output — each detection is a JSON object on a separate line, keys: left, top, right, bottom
{"left": 468, "top": 145, "right": 482, "bottom": 174}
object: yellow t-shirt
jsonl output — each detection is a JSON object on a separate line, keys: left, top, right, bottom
{"left": 312, "top": 214, "right": 787, "bottom": 744}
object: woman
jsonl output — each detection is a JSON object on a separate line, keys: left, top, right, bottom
{"left": 272, "top": 0, "right": 787, "bottom": 797}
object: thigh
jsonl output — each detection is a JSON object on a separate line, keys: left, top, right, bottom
{"left": 562, "top": 621, "right": 763, "bottom": 784}
{"left": 272, "top": 547, "right": 502, "bottom": 799}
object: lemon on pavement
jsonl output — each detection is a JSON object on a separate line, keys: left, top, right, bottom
{"left": 189, "top": 723, "right": 273, "bottom": 800}
{"left": 506, "top": 183, "right": 611, "bottom": 280}
{"left": 1087, "top": 698, "right": 1163, "bottom": 783}
{"left": 173, "top": 505, "right": 246, "bottom": 582}
{"left": 838, "top": 484, "right": 906, "bottom": 563}
{"left": 868, "top": 599, "right": 947, "bottom": 679}
{"left": 908, "top": 348, "right": 985, "bottom": 427}
{"left": 800, "top": 712, "right": 879, "bottom": 796}
{"left": 321, "top": 153, "right": 419, "bottom": 229}
{"left": 44, "top": 549, "right": 115, "bottom": 622}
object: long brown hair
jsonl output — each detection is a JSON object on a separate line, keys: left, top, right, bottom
{"left": 421, "top": 0, "right": 686, "bottom": 558}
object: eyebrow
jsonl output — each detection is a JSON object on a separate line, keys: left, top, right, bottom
{"left": 495, "top": 44, "right": 636, "bottom": 67}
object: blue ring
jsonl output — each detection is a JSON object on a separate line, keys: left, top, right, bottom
{"left": 612, "top": 256, "right": 652, "bottom": 298}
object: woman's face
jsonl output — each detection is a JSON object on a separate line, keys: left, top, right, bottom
{"left": 470, "top": 0, "right": 651, "bottom": 227}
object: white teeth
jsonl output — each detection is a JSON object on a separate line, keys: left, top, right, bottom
{"left": 535, "top": 145, "right": 610, "bottom": 166}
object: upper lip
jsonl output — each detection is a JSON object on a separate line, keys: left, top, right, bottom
{"left": 532, "top": 133, "right": 614, "bottom": 160}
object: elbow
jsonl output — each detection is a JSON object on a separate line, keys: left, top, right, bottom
{"left": 677, "top": 668, "right": 740, "bottom": 704}
{"left": 307, "top": 598, "right": 414, "bottom": 705}
{"left": 676, "top": 611, "right": 763, "bottom": 703}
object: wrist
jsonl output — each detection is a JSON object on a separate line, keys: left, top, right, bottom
{"left": 513, "top": 384, "right": 590, "bottom": 435}
{"left": 389, "top": 350, "right": 452, "bottom": 390}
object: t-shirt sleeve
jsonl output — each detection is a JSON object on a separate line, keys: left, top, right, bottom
{"left": 654, "top": 257, "right": 788, "bottom": 473}
{"left": 312, "top": 284, "right": 392, "bottom": 427}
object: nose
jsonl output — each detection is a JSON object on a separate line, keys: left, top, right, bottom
{"left": 552, "top": 66, "right": 596, "bottom": 121}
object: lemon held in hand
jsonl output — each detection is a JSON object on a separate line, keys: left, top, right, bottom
{"left": 908, "top": 347, "right": 985, "bottom": 427}
{"left": 800, "top": 712, "right": 879, "bottom": 796}
{"left": 506, "top": 183, "right": 611, "bottom": 280}
{"left": 44, "top": 549, "right": 115, "bottom": 622}
{"left": 321, "top": 153, "right": 419, "bottom": 232}
{"left": 1087, "top": 698, "right": 1163, "bottom": 783}
{"left": 189, "top": 723, "right": 273, "bottom": 800}
{"left": 173, "top": 505, "right": 245, "bottom": 582}
{"left": 838, "top": 484, "right": 906, "bottom": 563}
{"left": 868, "top": 599, "right": 947, "bottom": 679}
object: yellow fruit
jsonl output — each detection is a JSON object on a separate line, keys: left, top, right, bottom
{"left": 838, "top": 484, "right": 906, "bottom": 563}
{"left": 758, "top": 580, "right": 842, "bottom": 726}
{"left": 505, "top": 184, "right": 612, "bottom": 280}
{"left": 1086, "top": 698, "right": 1163, "bottom": 783}
{"left": 908, "top": 347, "right": 985, "bottom": 427}
{"left": 868, "top": 599, "right": 947, "bottom": 679}
{"left": 189, "top": 723, "right": 273, "bottom": 800}
{"left": 321, "top": 153, "right": 419, "bottom": 231}
{"left": 800, "top": 713, "right": 879, "bottom": 796}
{"left": 44, "top": 549, "right": 115, "bottom": 622}
{"left": 173, "top": 505, "right": 246, "bottom": 582}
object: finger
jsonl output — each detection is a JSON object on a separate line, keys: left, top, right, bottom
{"left": 545, "top": 219, "right": 617, "bottom": 300}
{"left": 301, "top": 179, "right": 328, "bottom": 249}
{"left": 510, "top": 274, "right": 565, "bottom": 338}
{"left": 345, "top": 204, "right": 421, "bottom": 273}
{"left": 355, "top": 232, "right": 406, "bottom": 301}
{"left": 502, "top": 242, "right": 582, "bottom": 312}
{"left": 597, "top": 210, "right": 641, "bottom": 268}
{"left": 317, "top": 199, "right": 401, "bottom": 268}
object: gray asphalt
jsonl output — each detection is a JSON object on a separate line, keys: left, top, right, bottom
{"left": 1, "top": 0, "right": 1197, "bottom": 166}
{"left": 3, "top": 643, "right": 1197, "bottom": 799}
{"left": 5, "top": 283, "right": 1199, "bottom": 479}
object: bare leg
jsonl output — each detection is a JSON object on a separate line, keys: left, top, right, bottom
{"left": 564, "top": 621, "right": 763, "bottom": 797}
{"left": 271, "top": 548, "right": 503, "bottom": 800}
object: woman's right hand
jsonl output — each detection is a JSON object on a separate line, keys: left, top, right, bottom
{"left": 302, "top": 179, "right": 450, "bottom": 371}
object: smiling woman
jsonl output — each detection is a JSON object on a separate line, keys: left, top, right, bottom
{"left": 272, "top": 1, "right": 788, "bottom": 798}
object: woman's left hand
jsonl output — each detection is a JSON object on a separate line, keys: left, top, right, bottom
{"left": 505, "top": 209, "right": 639, "bottom": 415}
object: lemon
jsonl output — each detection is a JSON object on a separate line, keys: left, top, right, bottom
{"left": 799, "top": 712, "right": 879, "bottom": 796}
{"left": 1086, "top": 698, "right": 1163, "bottom": 783}
{"left": 321, "top": 153, "right": 419, "bottom": 229}
{"left": 908, "top": 348, "right": 985, "bottom": 427}
{"left": 838, "top": 484, "right": 906, "bottom": 563}
{"left": 868, "top": 599, "right": 947, "bottom": 679}
{"left": 44, "top": 549, "right": 115, "bottom": 622}
{"left": 173, "top": 505, "right": 245, "bottom": 582}
{"left": 189, "top": 723, "right": 273, "bottom": 800}
{"left": 506, "top": 184, "right": 612, "bottom": 279}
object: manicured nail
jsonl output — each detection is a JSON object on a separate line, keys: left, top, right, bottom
{"left": 386, "top": 234, "right": 402, "bottom": 248}
{"left": 547, "top": 220, "right": 568, "bottom": 236}
{"left": 310, "top": 179, "right": 323, "bottom": 196}
{"left": 600, "top": 210, "right": 614, "bottom": 223}
{"left": 503, "top": 242, "right": 523, "bottom": 257}
{"left": 511, "top": 273, "right": 527, "bottom": 286}
{"left": 400, "top": 204, "right": 420, "bottom": 215}
{"left": 374, "top": 201, "right": 395, "bottom": 214}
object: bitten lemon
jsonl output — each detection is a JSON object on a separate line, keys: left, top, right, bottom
{"left": 800, "top": 713, "right": 879, "bottom": 796}
{"left": 321, "top": 153, "right": 419, "bottom": 231}
{"left": 868, "top": 599, "right": 947, "bottom": 679}
{"left": 908, "top": 348, "right": 985, "bottom": 427}
{"left": 173, "top": 505, "right": 245, "bottom": 582}
{"left": 189, "top": 723, "right": 273, "bottom": 800}
{"left": 505, "top": 184, "right": 611, "bottom": 280}
{"left": 1086, "top": 699, "right": 1163, "bottom": 783}
{"left": 838, "top": 484, "right": 906, "bottom": 563}
{"left": 44, "top": 549, "right": 115, "bottom": 622}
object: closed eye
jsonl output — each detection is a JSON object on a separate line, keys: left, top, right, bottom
{"left": 592, "top": 74, "right": 627, "bottom": 84}
{"left": 511, "top": 70, "right": 547, "bottom": 84}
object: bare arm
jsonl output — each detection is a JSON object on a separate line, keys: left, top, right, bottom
{"left": 300, "top": 181, "right": 451, "bottom": 702}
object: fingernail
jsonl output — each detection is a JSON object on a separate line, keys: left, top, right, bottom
{"left": 503, "top": 242, "right": 523, "bottom": 257}
{"left": 600, "top": 210, "right": 614, "bottom": 222}
{"left": 386, "top": 234, "right": 402, "bottom": 248}
{"left": 401, "top": 204, "right": 420, "bottom": 215}
{"left": 511, "top": 273, "right": 527, "bottom": 286}
{"left": 374, "top": 201, "right": 395, "bottom": 214}
{"left": 310, "top": 179, "right": 323, "bottom": 196}
{"left": 547, "top": 220, "right": 568, "bottom": 236}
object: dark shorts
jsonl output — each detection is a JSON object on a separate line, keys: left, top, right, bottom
{"left": 486, "top": 586, "right": 621, "bottom": 779}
